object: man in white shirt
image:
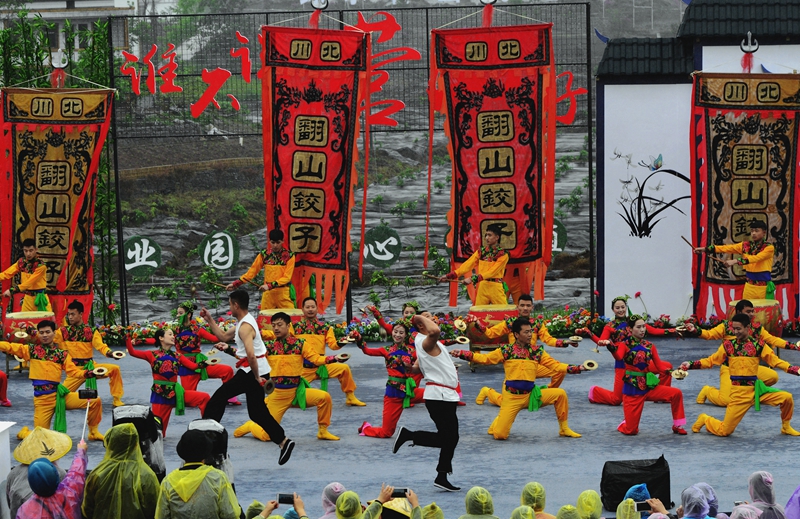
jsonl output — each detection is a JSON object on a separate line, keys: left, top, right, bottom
{"left": 392, "top": 314, "right": 460, "bottom": 491}
{"left": 200, "top": 289, "right": 295, "bottom": 465}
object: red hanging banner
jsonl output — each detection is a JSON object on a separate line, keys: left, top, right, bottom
{"left": 261, "top": 26, "right": 368, "bottom": 314}
{"left": 0, "top": 88, "right": 113, "bottom": 323}
{"left": 691, "top": 73, "right": 800, "bottom": 319}
{"left": 431, "top": 24, "right": 557, "bottom": 305}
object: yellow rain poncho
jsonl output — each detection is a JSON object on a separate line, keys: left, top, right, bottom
{"left": 557, "top": 505, "right": 581, "bottom": 519}
{"left": 82, "top": 423, "right": 160, "bottom": 519}
{"left": 577, "top": 491, "right": 602, "bottom": 519}
{"left": 155, "top": 463, "right": 240, "bottom": 519}
{"left": 511, "top": 506, "right": 536, "bottom": 519}
{"left": 459, "top": 487, "right": 500, "bottom": 519}
{"left": 336, "top": 491, "right": 383, "bottom": 519}
{"left": 423, "top": 503, "right": 445, "bottom": 519}
{"left": 617, "top": 499, "right": 639, "bottom": 519}
{"left": 521, "top": 483, "right": 547, "bottom": 512}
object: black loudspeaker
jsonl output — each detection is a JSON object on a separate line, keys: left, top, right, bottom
{"left": 600, "top": 454, "right": 672, "bottom": 511}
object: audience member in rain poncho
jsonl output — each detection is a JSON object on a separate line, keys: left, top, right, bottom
{"left": 336, "top": 485, "right": 394, "bottom": 519}
{"left": 749, "top": 472, "right": 787, "bottom": 519}
{"left": 82, "top": 423, "right": 160, "bottom": 519}
{"left": 682, "top": 485, "right": 710, "bottom": 519}
{"left": 17, "top": 439, "right": 88, "bottom": 519}
{"left": 694, "top": 483, "right": 727, "bottom": 519}
{"left": 424, "top": 503, "right": 445, "bottom": 519}
{"left": 577, "top": 490, "right": 603, "bottom": 519}
{"left": 512, "top": 506, "right": 536, "bottom": 519}
{"left": 521, "top": 483, "right": 555, "bottom": 519}
{"left": 624, "top": 485, "right": 650, "bottom": 519}
{"left": 557, "top": 506, "right": 581, "bottom": 519}
{"left": 731, "top": 506, "right": 763, "bottom": 519}
{"left": 617, "top": 499, "right": 639, "bottom": 519}
{"left": 459, "top": 487, "right": 500, "bottom": 519}
{"left": 155, "top": 429, "right": 240, "bottom": 519}
{"left": 243, "top": 494, "right": 306, "bottom": 519}
{"left": 785, "top": 484, "right": 800, "bottom": 519}
{"left": 319, "top": 483, "right": 347, "bottom": 519}
{"left": 7, "top": 427, "right": 70, "bottom": 519}
{"left": 648, "top": 515, "right": 670, "bottom": 519}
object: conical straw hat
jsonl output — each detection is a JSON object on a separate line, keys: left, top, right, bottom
{"left": 14, "top": 427, "right": 72, "bottom": 464}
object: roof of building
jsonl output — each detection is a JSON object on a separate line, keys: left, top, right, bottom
{"left": 596, "top": 38, "right": 694, "bottom": 79}
{"left": 677, "top": 0, "right": 800, "bottom": 42}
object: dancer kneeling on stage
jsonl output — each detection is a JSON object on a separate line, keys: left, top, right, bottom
{"left": 452, "top": 317, "right": 587, "bottom": 440}
{"left": 599, "top": 314, "right": 686, "bottom": 435}
{"left": 127, "top": 329, "right": 210, "bottom": 437}
{"left": 357, "top": 318, "right": 424, "bottom": 438}
{"left": 682, "top": 313, "right": 800, "bottom": 437}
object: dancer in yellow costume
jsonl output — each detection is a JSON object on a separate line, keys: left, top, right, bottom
{"left": 0, "top": 239, "right": 51, "bottom": 312}
{"left": 0, "top": 320, "right": 103, "bottom": 441}
{"left": 451, "top": 317, "right": 587, "bottom": 440}
{"left": 440, "top": 224, "right": 509, "bottom": 305}
{"left": 683, "top": 313, "right": 800, "bottom": 437}
{"left": 296, "top": 297, "right": 365, "bottom": 406}
{"left": 694, "top": 220, "right": 773, "bottom": 300}
{"left": 228, "top": 229, "right": 295, "bottom": 310}
{"left": 55, "top": 300, "right": 125, "bottom": 407}
{"left": 234, "top": 311, "right": 343, "bottom": 441}
{"left": 683, "top": 299, "right": 799, "bottom": 407}
{"left": 470, "top": 294, "right": 579, "bottom": 393}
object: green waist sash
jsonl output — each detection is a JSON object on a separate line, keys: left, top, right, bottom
{"left": 184, "top": 352, "right": 209, "bottom": 380}
{"left": 84, "top": 360, "right": 97, "bottom": 391}
{"left": 626, "top": 370, "right": 660, "bottom": 389}
{"left": 291, "top": 377, "right": 310, "bottom": 410}
{"left": 52, "top": 384, "right": 70, "bottom": 433}
{"left": 317, "top": 365, "right": 329, "bottom": 392}
{"left": 154, "top": 380, "right": 186, "bottom": 415}
{"left": 754, "top": 379, "right": 783, "bottom": 411}
{"left": 388, "top": 376, "right": 417, "bottom": 408}
{"left": 528, "top": 385, "right": 543, "bottom": 412}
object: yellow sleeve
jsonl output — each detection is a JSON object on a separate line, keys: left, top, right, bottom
{"left": 261, "top": 329, "right": 276, "bottom": 341}
{"left": 478, "top": 250, "right": 508, "bottom": 279}
{"left": 761, "top": 345, "right": 791, "bottom": 372}
{"left": 239, "top": 253, "right": 265, "bottom": 284}
{"left": 302, "top": 343, "right": 327, "bottom": 367}
{"left": 274, "top": 255, "right": 295, "bottom": 286}
{"left": 325, "top": 327, "right": 342, "bottom": 351}
{"left": 454, "top": 250, "right": 481, "bottom": 278}
{"left": 0, "top": 341, "right": 30, "bottom": 359}
{"left": 17, "top": 264, "right": 46, "bottom": 292}
{"left": 742, "top": 244, "right": 774, "bottom": 265}
{"left": 697, "top": 345, "right": 728, "bottom": 368}
{"left": 92, "top": 330, "right": 111, "bottom": 356}
{"left": 483, "top": 321, "right": 510, "bottom": 340}
{"left": 471, "top": 347, "right": 504, "bottom": 365}
{"left": 538, "top": 351, "right": 568, "bottom": 373}
{"left": 699, "top": 323, "right": 727, "bottom": 341}
{"left": 759, "top": 328, "right": 788, "bottom": 349}
{"left": 537, "top": 324, "right": 560, "bottom": 347}
{"left": 0, "top": 263, "right": 19, "bottom": 282}
{"left": 63, "top": 354, "right": 86, "bottom": 379}
{"left": 713, "top": 242, "right": 743, "bottom": 255}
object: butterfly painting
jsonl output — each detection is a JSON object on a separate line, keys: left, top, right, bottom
{"left": 638, "top": 153, "right": 663, "bottom": 171}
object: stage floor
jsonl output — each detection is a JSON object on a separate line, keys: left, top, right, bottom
{"left": 3, "top": 335, "right": 798, "bottom": 517}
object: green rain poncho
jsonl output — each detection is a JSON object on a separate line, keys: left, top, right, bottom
{"left": 155, "top": 464, "right": 240, "bottom": 519}
{"left": 336, "top": 491, "right": 383, "bottom": 519}
{"left": 82, "top": 423, "right": 160, "bottom": 519}
{"left": 576, "top": 491, "right": 602, "bottom": 519}
{"left": 556, "top": 505, "right": 581, "bottom": 519}
{"left": 617, "top": 499, "right": 639, "bottom": 519}
{"left": 511, "top": 506, "right": 536, "bottom": 519}
{"left": 423, "top": 503, "right": 445, "bottom": 519}
{"left": 459, "top": 487, "right": 500, "bottom": 519}
{"left": 521, "top": 483, "right": 547, "bottom": 512}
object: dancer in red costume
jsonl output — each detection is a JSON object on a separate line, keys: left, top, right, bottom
{"left": 577, "top": 296, "right": 678, "bottom": 405}
{"left": 598, "top": 315, "right": 686, "bottom": 435}
{"left": 126, "top": 328, "right": 210, "bottom": 436}
{"left": 357, "top": 319, "right": 424, "bottom": 438}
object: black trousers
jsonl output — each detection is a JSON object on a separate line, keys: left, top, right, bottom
{"left": 203, "top": 369, "right": 285, "bottom": 445}
{"left": 409, "top": 399, "right": 459, "bottom": 474}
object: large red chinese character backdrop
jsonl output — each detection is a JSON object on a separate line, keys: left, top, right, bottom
{"left": 0, "top": 88, "right": 114, "bottom": 322}
{"left": 431, "top": 24, "right": 557, "bottom": 305}
{"left": 691, "top": 73, "right": 800, "bottom": 318}
{"left": 262, "top": 26, "right": 368, "bottom": 313}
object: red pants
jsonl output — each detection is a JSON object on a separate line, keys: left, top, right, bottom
{"left": 590, "top": 365, "right": 672, "bottom": 406}
{"left": 180, "top": 364, "right": 234, "bottom": 391}
{"left": 362, "top": 389, "right": 425, "bottom": 438}
{"left": 618, "top": 385, "right": 685, "bottom": 435}
{"left": 0, "top": 371, "right": 7, "bottom": 401}
{"left": 151, "top": 390, "right": 210, "bottom": 437}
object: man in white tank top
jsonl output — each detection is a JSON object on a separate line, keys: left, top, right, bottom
{"left": 199, "top": 289, "right": 295, "bottom": 465}
{"left": 392, "top": 314, "right": 461, "bottom": 492}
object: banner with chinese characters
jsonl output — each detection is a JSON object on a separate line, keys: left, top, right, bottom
{"left": 691, "top": 73, "right": 800, "bottom": 319}
{"left": 262, "top": 26, "right": 368, "bottom": 314}
{"left": 431, "top": 24, "right": 557, "bottom": 305}
{"left": 0, "top": 88, "right": 114, "bottom": 322}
